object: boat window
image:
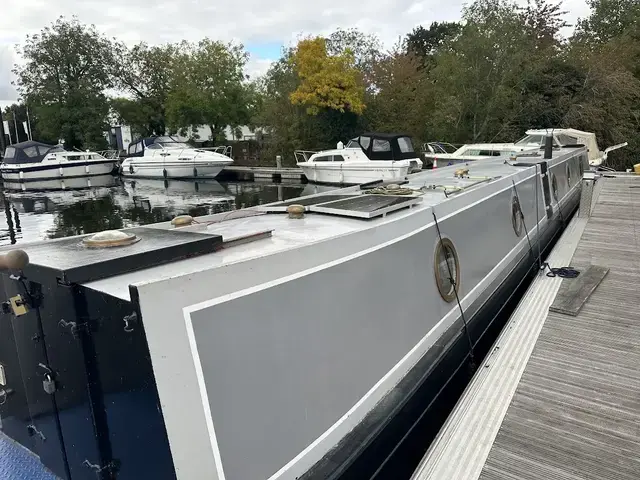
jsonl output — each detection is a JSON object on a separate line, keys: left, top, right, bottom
{"left": 23, "top": 146, "right": 39, "bottom": 157}
{"left": 333, "top": 155, "right": 345, "bottom": 162}
{"left": 566, "top": 163, "right": 571, "bottom": 186}
{"left": 3, "top": 147, "right": 15, "bottom": 159}
{"left": 161, "top": 142, "right": 189, "bottom": 149}
{"left": 397, "top": 136, "right": 414, "bottom": 153}
{"left": 37, "top": 146, "right": 50, "bottom": 155}
{"left": 372, "top": 139, "right": 391, "bottom": 152}
{"left": 360, "top": 136, "right": 371, "bottom": 149}
{"left": 551, "top": 173, "right": 558, "bottom": 201}
{"left": 346, "top": 139, "right": 360, "bottom": 148}
{"left": 515, "top": 134, "right": 544, "bottom": 146}
{"left": 434, "top": 238, "right": 460, "bottom": 303}
{"left": 511, "top": 195, "right": 523, "bottom": 237}
{"left": 313, "top": 155, "right": 331, "bottom": 162}
{"left": 147, "top": 143, "right": 162, "bottom": 150}
{"left": 558, "top": 134, "right": 578, "bottom": 145}
{"left": 579, "top": 155, "right": 585, "bottom": 176}
{"left": 478, "top": 150, "right": 502, "bottom": 156}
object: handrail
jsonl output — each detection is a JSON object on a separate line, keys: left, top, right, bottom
{"left": 195, "top": 146, "right": 233, "bottom": 157}
{"left": 96, "top": 150, "right": 121, "bottom": 159}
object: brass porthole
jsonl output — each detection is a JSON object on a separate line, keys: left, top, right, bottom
{"left": 551, "top": 173, "right": 559, "bottom": 202}
{"left": 511, "top": 194, "right": 523, "bottom": 237}
{"left": 434, "top": 238, "right": 460, "bottom": 303}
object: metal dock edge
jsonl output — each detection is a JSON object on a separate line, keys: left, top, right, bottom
{"left": 411, "top": 174, "right": 640, "bottom": 480}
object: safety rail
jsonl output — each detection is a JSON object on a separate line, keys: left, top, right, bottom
{"left": 96, "top": 150, "right": 122, "bottom": 159}
{"left": 422, "top": 141, "right": 461, "bottom": 155}
{"left": 195, "top": 146, "right": 233, "bottom": 158}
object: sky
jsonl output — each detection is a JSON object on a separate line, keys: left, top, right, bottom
{"left": 0, "top": 0, "right": 591, "bottom": 110}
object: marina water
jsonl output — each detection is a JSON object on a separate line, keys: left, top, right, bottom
{"left": 0, "top": 177, "right": 334, "bottom": 246}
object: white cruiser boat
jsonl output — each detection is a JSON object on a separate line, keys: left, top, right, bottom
{"left": 0, "top": 138, "right": 588, "bottom": 480}
{"left": 517, "top": 129, "right": 627, "bottom": 167}
{"left": 424, "top": 141, "right": 531, "bottom": 168}
{"left": 296, "top": 133, "right": 424, "bottom": 185}
{"left": 424, "top": 128, "right": 627, "bottom": 168}
{"left": 120, "top": 136, "right": 234, "bottom": 180}
{"left": 1, "top": 141, "right": 118, "bottom": 182}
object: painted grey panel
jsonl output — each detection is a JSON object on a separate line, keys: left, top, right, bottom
{"left": 189, "top": 228, "right": 442, "bottom": 480}
{"left": 187, "top": 176, "right": 546, "bottom": 480}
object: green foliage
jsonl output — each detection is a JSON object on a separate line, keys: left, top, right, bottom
{"left": 113, "top": 42, "right": 178, "bottom": 135}
{"left": 575, "top": 0, "right": 640, "bottom": 44}
{"left": 405, "top": 22, "right": 461, "bottom": 67}
{"left": 165, "top": 39, "right": 253, "bottom": 142}
{"left": 13, "top": 16, "right": 113, "bottom": 149}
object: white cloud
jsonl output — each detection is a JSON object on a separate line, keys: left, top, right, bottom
{"left": 0, "top": 0, "right": 591, "bottom": 105}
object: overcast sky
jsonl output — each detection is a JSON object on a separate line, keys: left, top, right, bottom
{"left": 0, "top": 0, "right": 590, "bottom": 109}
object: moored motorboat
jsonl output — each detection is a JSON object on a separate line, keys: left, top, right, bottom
{"left": 296, "top": 132, "right": 424, "bottom": 185}
{"left": 1, "top": 141, "right": 118, "bottom": 182}
{"left": 424, "top": 128, "right": 627, "bottom": 168}
{"left": 423, "top": 141, "right": 533, "bottom": 168}
{"left": 2, "top": 174, "right": 118, "bottom": 192}
{"left": 0, "top": 140, "right": 587, "bottom": 480}
{"left": 120, "top": 136, "right": 234, "bottom": 180}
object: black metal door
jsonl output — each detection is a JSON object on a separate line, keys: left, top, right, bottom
{"left": 1, "top": 276, "right": 71, "bottom": 479}
{"left": 0, "top": 292, "right": 35, "bottom": 452}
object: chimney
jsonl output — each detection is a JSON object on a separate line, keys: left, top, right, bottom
{"left": 543, "top": 133, "right": 553, "bottom": 159}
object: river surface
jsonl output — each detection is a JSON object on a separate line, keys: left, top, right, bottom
{"left": 0, "top": 175, "right": 334, "bottom": 246}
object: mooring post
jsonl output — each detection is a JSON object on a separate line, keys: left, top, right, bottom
{"left": 0, "top": 109, "right": 6, "bottom": 154}
{"left": 276, "top": 155, "right": 282, "bottom": 170}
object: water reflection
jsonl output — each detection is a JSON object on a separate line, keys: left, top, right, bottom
{"left": 0, "top": 176, "right": 336, "bottom": 246}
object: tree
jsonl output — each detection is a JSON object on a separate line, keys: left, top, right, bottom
{"left": 289, "top": 37, "right": 365, "bottom": 115}
{"left": 426, "top": 0, "right": 533, "bottom": 142}
{"left": 13, "top": 16, "right": 115, "bottom": 149}
{"left": 325, "top": 28, "right": 382, "bottom": 91}
{"left": 113, "top": 42, "right": 178, "bottom": 136}
{"left": 575, "top": 0, "right": 640, "bottom": 45}
{"left": 405, "top": 22, "right": 461, "bottom": 67}
{"left": 165, "top": 39, "right": 253, "bottom": 142}
{"left": 253, "top": 50, "right": 327, "bottom": 165}
{"left": 521, "top": 0, "right": 569, "bottom": 50}
{"left": 365, "top": 47, "right": 432, "bottom": 143}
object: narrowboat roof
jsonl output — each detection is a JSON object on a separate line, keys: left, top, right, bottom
{"left": 71, "top": 146, "right": 586, "bottom": 300}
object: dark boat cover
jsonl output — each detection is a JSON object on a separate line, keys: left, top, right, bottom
{"left": 349, "top": 133, "right": 417, "bottom": 161}
{"left": 2, "top": 141, "right": 63, "bottom": 165}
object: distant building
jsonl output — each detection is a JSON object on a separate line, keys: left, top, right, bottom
{"left": 105, "top": 124, "right": 268, "bottom": 152}
{"left": 185, "top": 125, "right": 266, "bottom": 143}
{"left": 105, "top": 125, "right": 133, "bottom": 152}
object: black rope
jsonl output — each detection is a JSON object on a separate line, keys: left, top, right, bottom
{"left": 540, "top": 264, "right": 580, "bottom": 278}
{"left": 432, "top": 212, "right": 475, "bottom": 368}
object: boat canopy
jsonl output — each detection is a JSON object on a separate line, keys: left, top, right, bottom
{"left": 347, "top": 133, "right": 417, "bottom": 161}
{"left": 128, "top": 136, "right": 190, "bottom": 156}
{"left": 2, "top": 141, "right": 63, "bottom": 165}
